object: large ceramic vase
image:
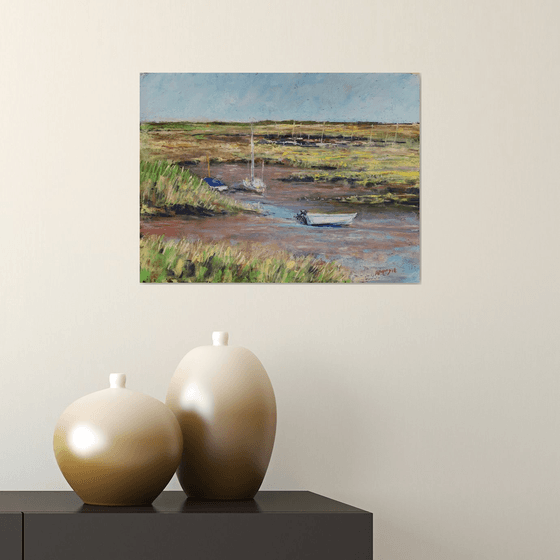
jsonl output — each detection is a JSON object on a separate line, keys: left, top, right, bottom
{"left": 166, "top": 332, "right": 277, "bottom": 500}
{"left": 53, "top": 373, "right": 183, "bottom": 506}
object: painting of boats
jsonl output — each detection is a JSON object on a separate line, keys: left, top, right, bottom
{"left": 140, "top": 73, "right": 420, "bottom": 283}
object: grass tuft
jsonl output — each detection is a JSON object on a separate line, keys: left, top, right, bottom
{"left": 140, "top": 235, "right": 351, "bottom": 283}
{"left": 140, "top": 160, "right": 255, "bottom": 216}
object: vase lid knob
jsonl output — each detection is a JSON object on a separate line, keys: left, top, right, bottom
{"left": 109, "top": 373, "right": 127, "bottom": 388}
{"left": 212, "top": 332, "right": 229, "bottom": 346}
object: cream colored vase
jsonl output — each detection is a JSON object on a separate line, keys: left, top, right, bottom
{"left": 53, "top": 374, "right": 183, "bottom": 506}
{"left": 166, "top": 332, "right": 277, "bottom": 500}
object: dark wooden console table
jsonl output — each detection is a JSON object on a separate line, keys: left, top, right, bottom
{"left": 0, "top": 491, "right": 372, "bottom": 559}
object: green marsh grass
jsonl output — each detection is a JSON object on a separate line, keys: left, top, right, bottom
{"left": 140, "top": 160, "right": 254, "bottom": 216}
{"left": 140, "top": 235, "right": 351, "bottom": 283}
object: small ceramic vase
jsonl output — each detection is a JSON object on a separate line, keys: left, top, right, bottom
{"left": 166, "top": 332, "right": 277, "bottom": 500}
{"left": 53, "top": 374, "right": 183, "bottom": 506}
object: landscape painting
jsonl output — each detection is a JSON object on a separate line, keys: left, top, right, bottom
{"left": 140, "top": 73, "right": 420, "bottom": 283}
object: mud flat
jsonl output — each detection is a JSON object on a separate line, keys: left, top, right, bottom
{"left": 141, "top": 163, "right": 419, "bottom": 283}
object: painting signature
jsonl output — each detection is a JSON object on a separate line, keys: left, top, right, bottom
{"left": 373, "top": 268, "right": 397, "bottom": 277}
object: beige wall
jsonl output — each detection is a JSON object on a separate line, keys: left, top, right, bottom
{"left": 1, "top": 0, "right": 559, "bottom": 558}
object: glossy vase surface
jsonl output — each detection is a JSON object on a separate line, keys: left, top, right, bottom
{"left": 54, "top": 374, "right": 183, "bottom": 506}
{"left": 166, "top": 332, "right": 277, "bottom": 500}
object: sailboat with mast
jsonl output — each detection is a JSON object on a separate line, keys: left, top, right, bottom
{"left": 203, "top": 156, "right": 228, "bottom": 192}
{"left": 242, "top": 124, "right": 266, "bottom": 193}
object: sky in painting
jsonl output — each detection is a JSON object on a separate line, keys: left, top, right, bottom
{"left": 140, "top": 73, "right": 419, "bottom": 123}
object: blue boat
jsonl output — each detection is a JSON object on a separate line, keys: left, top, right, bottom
{"left": 203, "top": 177, "right": 228, "bottom": 191}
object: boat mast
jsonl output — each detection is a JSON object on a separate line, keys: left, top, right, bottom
{"left": 250, "top": 124, "right": 255, "bottom": 183}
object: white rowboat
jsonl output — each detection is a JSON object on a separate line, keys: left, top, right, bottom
{"left": 295, "top": 210, "right": 357, "bottom": 226}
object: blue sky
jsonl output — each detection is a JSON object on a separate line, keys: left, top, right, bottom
{"left": 140, "top": 73, "right": 419, "bottom": 123}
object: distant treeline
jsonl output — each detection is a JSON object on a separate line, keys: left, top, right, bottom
{"left": 141, "top": 120, "right": 419, "bottom": 127}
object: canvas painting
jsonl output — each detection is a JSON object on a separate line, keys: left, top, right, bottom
{"left": 140, "top": 73, "right": 420, "bottom": 283}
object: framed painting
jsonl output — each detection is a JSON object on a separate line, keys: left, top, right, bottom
{"left": 140, "top": 73, "right": 419, "bottom": 283}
